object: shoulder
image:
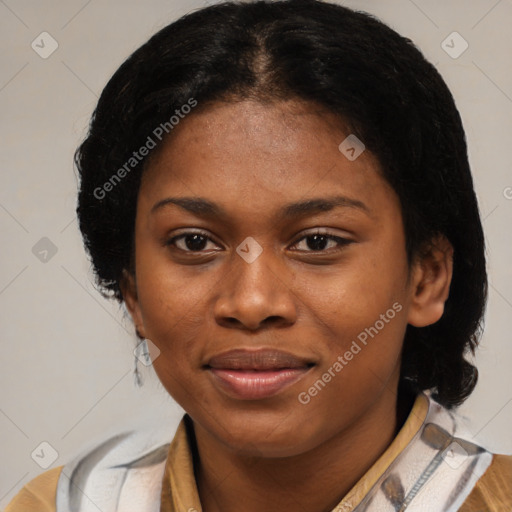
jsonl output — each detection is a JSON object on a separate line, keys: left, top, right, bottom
{"left": 56, "top": 426, "right": 172, "bottom": 511}
{"left": 461, "top": 453, "right": 512, "bottom": 511}
{"left": 4, "top": 466, "right": 63, "bottom": 512}
{"left": 4, "top": 423, "right": 176, "bottom": 512}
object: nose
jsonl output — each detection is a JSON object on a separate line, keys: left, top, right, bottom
{"left": 213, "top": 247, "right": 297, "bottom": 331}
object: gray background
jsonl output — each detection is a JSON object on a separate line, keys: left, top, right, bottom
{"left": 1, "top": 0, "right": 511, "bottom": 507}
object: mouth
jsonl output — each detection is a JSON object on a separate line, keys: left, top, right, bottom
{"left": 204, "top": 349, "right": 315, "bottom": 400}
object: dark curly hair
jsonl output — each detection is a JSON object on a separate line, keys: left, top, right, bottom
{"left": 76, "top": 0, "right": 487, "bottom": 408}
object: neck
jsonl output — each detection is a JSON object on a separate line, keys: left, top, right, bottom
{"left": 191, "top": 387, "right": 415, "bottom": 512}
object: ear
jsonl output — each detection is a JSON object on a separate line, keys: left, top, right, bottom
{"left": 407, "top": 235, "right": 454, "bottom": 328}
{"left": 120, "top": 269, "right": 147, "bottom": 339}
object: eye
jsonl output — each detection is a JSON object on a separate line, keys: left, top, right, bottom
{"left": 166, "top": 231, "right": 221, "bottom": 252}
{"left": 166, "top": 230, "right": 351, "bottom": 254}
{"left": 290, "top": 232, "right": 353, "bottom": 252}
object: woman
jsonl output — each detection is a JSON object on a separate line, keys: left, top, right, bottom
{"left": 6, "top": 0, "right": 511, "bottom": 510}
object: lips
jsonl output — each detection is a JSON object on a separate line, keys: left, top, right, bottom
{"left": 205, "top": 349, "right": 315, "bottom": 400}
{"left": 207, "top": 348, "right": 313, "bottom": 371}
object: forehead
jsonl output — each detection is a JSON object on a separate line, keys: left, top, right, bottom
{"left": 139, "top": 99, "right": 395, "bottom": 218}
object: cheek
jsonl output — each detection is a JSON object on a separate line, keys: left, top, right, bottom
{"left": 298, "top": 273, "right": 407, "bottom": 426}
{"left": 307, "top": 281, "right": 407, "bottom": 382}
{"left": 135, "top": 233, "right": 206, "bottom": 321}
{"left": 297, "top": 235, "right": 409, "bottom": 384}
{"left": 304, "top": 247, "right": 408, "bottom": 336}
{"left": 134, "top": 252, "right": 211, "bottom": 365}
{"left": 137, "top": 270, "right": 207, "bottom": 404}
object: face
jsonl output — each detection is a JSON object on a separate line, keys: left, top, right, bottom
{"left": 124, "top": 99, "right": 440, "bottom": 458}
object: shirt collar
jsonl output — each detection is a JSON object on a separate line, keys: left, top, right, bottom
{"left": 160, "top": 393, "right": 429, "bottom": 511}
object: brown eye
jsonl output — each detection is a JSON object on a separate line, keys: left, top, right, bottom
{"left": 291, "top": 233, "right": 352, "bottom": 252}
{"left": 167, "top": 232, "right": 219, "bottom": 252}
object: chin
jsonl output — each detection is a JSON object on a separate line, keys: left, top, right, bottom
{"left": 224, "top": 432, "right": 316, "bottom": 459}
{"left": 206, "top": 406, "right": 323, "bottom": 458}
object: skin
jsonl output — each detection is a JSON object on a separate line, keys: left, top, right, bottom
{"left": 123, "top": 99, "right": 453, "bottom": 512}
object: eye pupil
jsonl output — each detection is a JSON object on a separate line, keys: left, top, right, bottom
{"left": 185, "top": 234, "right": 207, "bottom": 251}
{"left": 307, "top": 234, "right": 329, "bottom": 251}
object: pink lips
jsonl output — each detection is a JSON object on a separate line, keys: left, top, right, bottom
{"left": 205, "top": 349, "right": 314, "bottom": 400}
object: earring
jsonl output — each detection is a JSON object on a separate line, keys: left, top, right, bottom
{"left": 133, "top": 330, "right": 147, "bottom": 387}
{"left": 134, "top": 350, "right": 143, "bottom": 387}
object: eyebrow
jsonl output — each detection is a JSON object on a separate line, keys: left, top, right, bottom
{"left": 151, "top": 195, "right": 370, "bottom": 219}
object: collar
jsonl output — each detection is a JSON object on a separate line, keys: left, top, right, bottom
{"left": 160, "top": 394, "right": 430, "bottom": 511}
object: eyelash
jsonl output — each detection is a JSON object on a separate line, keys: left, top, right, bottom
{"left": 166, "top": 230, "right": 353, "bottom": 254}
